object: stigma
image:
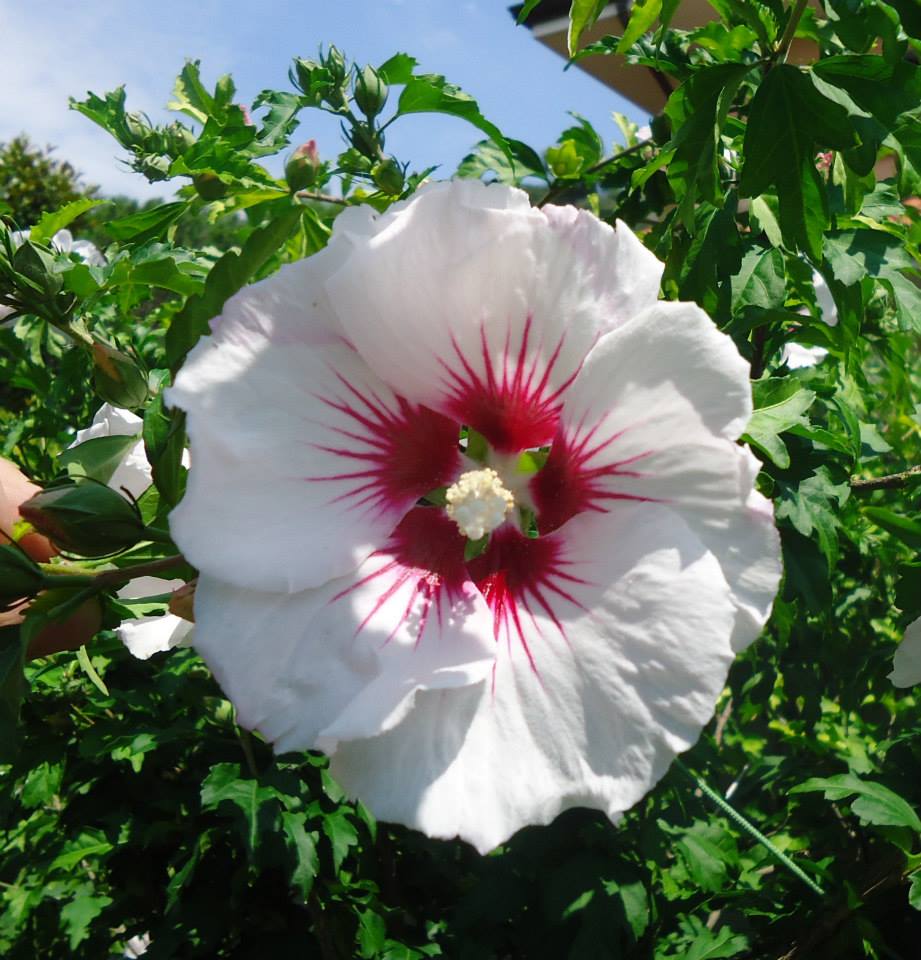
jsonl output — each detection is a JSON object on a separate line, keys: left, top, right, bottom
{"left": 445, "top": 468, "right": 515, "bottom": 541}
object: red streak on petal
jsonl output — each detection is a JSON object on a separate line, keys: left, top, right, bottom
{"left": 439, "top": 316, "right": 587, "bottom": 453}
{"left": 467, "top": 525, "right": 589, "bottom": 673}
{"left": 531, "top": 426, "right": 660, "bottom": 534}
{"left": 307, "top": 369, "right": 460, "bottom": 519}
{"left": 331, "top": 509, "right": 471, "bottom": 648}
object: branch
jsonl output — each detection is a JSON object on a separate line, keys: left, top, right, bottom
{"left": 43, "top": 554, "right": 188, "bottom": 590}
{"left": 295, "top": 190, "right": 350, "bottom": 206}
{"left": 850, "top": 465, "right": 921, "bottom": 491}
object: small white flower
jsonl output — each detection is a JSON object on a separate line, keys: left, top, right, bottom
{"left": 69, "top": 403, "right": 191, "bottom": 659}
{"left": 890, "top": 617, "right": 921, "bottom": 688}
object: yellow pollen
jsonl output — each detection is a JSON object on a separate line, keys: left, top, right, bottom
{"left": 445, "top": 468, "right": 515, "bottom": 541}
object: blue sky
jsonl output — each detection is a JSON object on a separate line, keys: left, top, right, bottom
{"left": 0, "top": 0, "right": 646, "bottom": 200}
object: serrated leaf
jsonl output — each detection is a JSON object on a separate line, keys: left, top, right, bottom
{"left": 61, "top": 891, "right": 113, "bottom": 950}
{"left": 30, "top": 198, "right": 106, "bottom": 245}
{"left": 200, "top": 762, "right": 278, "bottom": 853}
{"left": 685, "top": 924, "right": 749, "bottom": 960}
{"left": 743, "top": 383, "right": 816, "bottom": 468}
{"left": 740, "top": 66, "right": 858, "bottom": 258}
{"left": 731, "top": 246, "right": 786, "bottom": 312}
{"left": 396, "top": 75, "right": 510, "bottom": 162}
{"left": 793, "top": 773, "right": 921, "bottom": 832}
{"left": 775, "top": 466, "right": 850, "bottom": 568}
{"left": 322, "top": 808, "right": 359, "bottom": 872}
{"left": 357, "top": 909, "right": 387, "bottom": 958}
{"left": 106, "top": 202, "right": 189, "bottom": 244}
{"left": 377, "top": 52, "right": 418, "bottom": 85}
{"left": 675, "top": 832, "right": 728, "bottom": 893}
{"left": 282, "top": 812, "right": 319, "bottom": 898}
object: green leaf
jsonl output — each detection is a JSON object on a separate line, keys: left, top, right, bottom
{"left": 740, "top": 66, "right": 858, "bottom": 258}
{"left": 165, "top": 206, "right": 300, "bottom": 367}
{"left": 775, "top": 466, "right": 850, "bottom": 568}
{"left": 106, "top": 201, "right": 189, "bottom": 244}
{"left": 743, "top": 381, "right": 816, "bottom": 468}
{"left": 674, "top": 832, "right": 728, "bottom": 893}
{"left": 58, "top": 433, "right": 139, "bottom": 485}
{"left": 685, "top": 924, "right": 749, "bottom": 960}
{"left": 517, "top": 0, "right": 545, "bottom": 24}
{"left": 824, "top": 228, "right": 921, "bottom": 333}
{"left": 20, "top": 760, "right": 64, "bottom": 808}
{"left": 910, "top": 873, "right": 921, "bottom": 911}
{"left": 377, "top": 53, "right": 418, "bottom": 85}
{"left": 864, "top": 508, "right": 921, "bottom": 551}
{"left": 569, "top": 0, "right": 611, "bottom": 56}
{"left": 251, "top": 90, "right": 303, "bottom": 153}
{"left": 168, "top": 60, "right": 231, "bottom": 124}
{"left": 322, "top": 807, "right": 359, "bottom": 872}
{"left": 396, "top": 75, "right": 510, "bottom": 162}
{"left": 51, "top": 834, "right": 115, "bottom": 871}
{"left": 281, "top": 812, "right": 319, "bottom": 898}
{"left": 793, "top": 774, "right": 921, "bottom": 833}
{"left": 357, "top": 909, "right": 387, "bottom": 958}
{"left": 664, "top": 63, "right": 749, "bottom": 225}
{"left": 731, "top": 246, "right": 786, "bottom": 312}
{"left": 30, "top": 198, "right": 107, "bottom": 245}
{"left": 200, "top": 762, "right": 277, "bottom": 853}
{"left": 76, "top": 645, "right": 109, "bottom": 697}
{"left": 61, "top": 891, "right": 113, "bottom": 950}
{"left": 143, "top": 391, "right": 186, "bottom": 508}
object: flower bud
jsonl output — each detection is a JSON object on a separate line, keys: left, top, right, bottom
{"left": 371, "top": 156, "right": 404, "bottom": 195}
{"left": 168, "top": 579, "right": 197, "bottom": 622}
{"left": 0, "top": 544, "right": 45, "bottom": 609}
{"left": 324, "top": 47, "right": 347, "bottom": 84}
{"left": 285, "top": 140, "right": 322, "bottom": 192}
{"left": 92, "top": 339, "right": 149, "bottom": 409}
{"left": 193, "top": 172, "right": 228, "bottom": 201}
{"left": 353, "top": 65, "right": 388, "bottom": 120}
{"left": 20, "top": 479, "right": 147, "bottom": 557}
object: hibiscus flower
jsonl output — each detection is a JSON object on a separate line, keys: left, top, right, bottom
{"left": 167, "top": 181, "right": 781, "bottom": 852}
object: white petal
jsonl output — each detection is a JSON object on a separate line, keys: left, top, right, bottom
{"left": 783, "top": 342, "right": 828, "bottom": 369}
{"left": 50, "top": 229, "right": 74, "bottom": 252}
{"left": 328, "top": 504, "right": 737, "bottom": 853}
{"left": 890, "top": 618, "right": 921, "bottom": 688}
{"left": 324, "top": 181, "right": 663, "bottom": 451}
{"left": 530, "top": 300, "right": 780, "bottom": 652}
{"left": 191, "top": 509, "right": 495, "bottom": 751}
{"left": 168, "top": 261, "right": 462, "bottom": 593}
{"left": 119, "top": 615, "right": 193, "bottom": 660}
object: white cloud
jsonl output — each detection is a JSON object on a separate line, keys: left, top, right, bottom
{"left": 0, "top": 0, "right": 230, "bottom": 202}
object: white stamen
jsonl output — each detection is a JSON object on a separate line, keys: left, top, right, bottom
{"left": 445, "top": 468, "right": 515, "bottom": 541}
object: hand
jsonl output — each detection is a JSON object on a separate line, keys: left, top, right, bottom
{"left": 0, "top": 458, "right": 102, "bottom": 658}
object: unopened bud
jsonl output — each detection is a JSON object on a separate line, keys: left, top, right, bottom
{"left": 193, "top": 172, "right": 228, "bottom": 201}
{"left": 168, "top": 579, "right": 197, "bottom": 622}
{"left": 285, "top": 140, "right": 322, "bottom": 192}
{"left": 354, "top": 65, "right": 388, "bottom": 120}
{"left": 20, "top": 479, "right": 147, "bottom": 557}
{"left": 92, "top": 339, "right": 148, "bottom": 409}
{"left": 371, "top": 156, "right": 404, "bottom": 195}
{"left": 237, "top": 103, "right": 254, "bottom": 127}
{"left": 0, "top": 544, "right": 45, "bottom": 609}
{"left": 324, "top": 47, "right": 347, "bottom": 83}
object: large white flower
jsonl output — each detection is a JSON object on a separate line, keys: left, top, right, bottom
{"left": 168, "top": 181, "right": 782, "bottom": 853}
{"left": 70, "top": 403, "right": 192, "bottom": 659}
{"left": 890, "top": 617, "right": 921, "bottom": 688}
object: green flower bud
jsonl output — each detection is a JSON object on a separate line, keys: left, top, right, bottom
{"left": 371, "top": 156, "right": 404, "bottom": 195}
{"left": 19, "top": 479, "right": 147, "bottom": 558}
{"left": 285, "top": 140, "right": 322, "bottom": 192}
{"left": 353, "top": 65, "right": 388, "bottom": 120}
{"left": 193, "top": 172, "right": 228, "bottom": 201}
{"left": 324, "top": 46, "right": 347, "bottom": 84}
{"left": 0, "top": 544, "right": 45, "bottom": 609}
{"left": 92, "top": 338, "right": 149, "bottom": 409}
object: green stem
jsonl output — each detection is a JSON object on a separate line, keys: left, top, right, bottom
{"left": 142, "top": 525, "right": 174, "bottom": 544}
{"left": 674, "top": 759, "right": 825, "bottom": 897}
{"left": 774, "top": 0, "right": 809, "bottom": 65}
{"left": 41, "top": 554, "right": 187, "bottom": 591}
